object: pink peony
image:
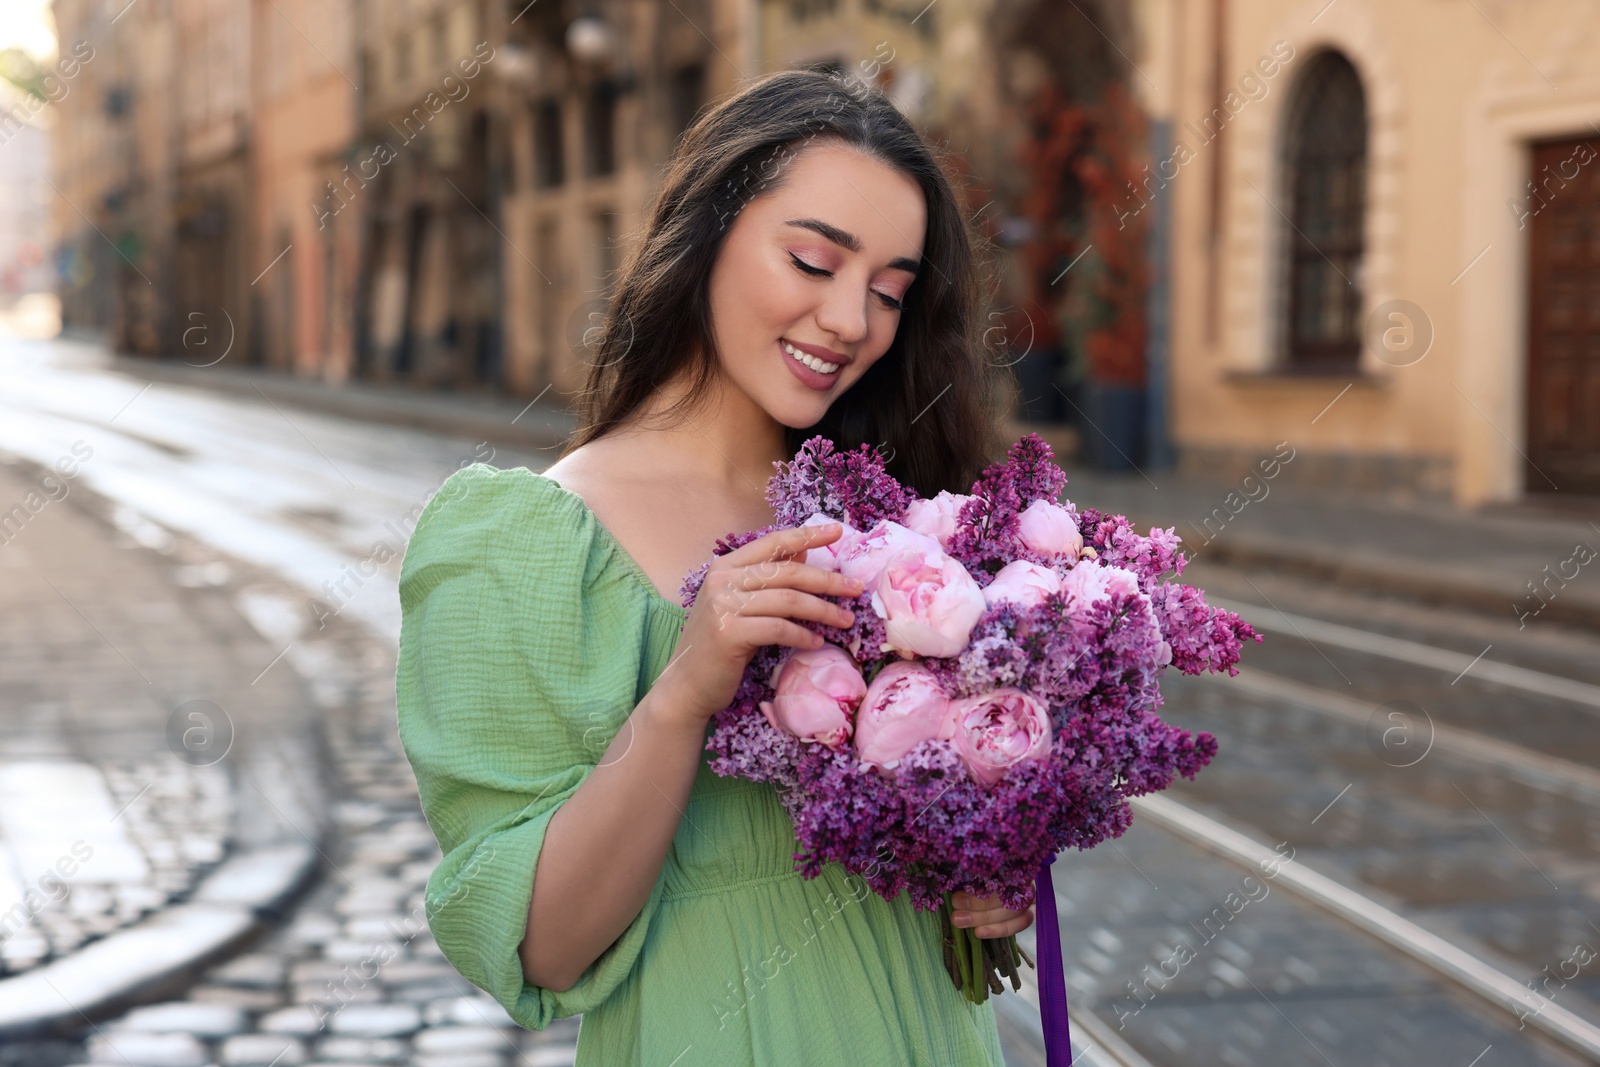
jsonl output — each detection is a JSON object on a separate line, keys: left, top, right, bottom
{"left": 1059, "top": 561, "right": 1140, "bottom": 611}
{"left": 902, "top": 490, "right": 974, "bottom": 549}
{"left": 799, "top": 512, "right": 860, "bottom": 571}
{"left": 759, "top": 644, "right": 867, "bottom": 750}
{"left": 833, "top": 519, "right": 942, "bottom": 586}
{"left": 870, "top": 544, "right": 986, "bottom": 659}
{"left": 939, "top": 688, "right": 1053, "bottom": 787}
{"left": 853, "top": 660, "right": 952, "bottom": 774}
{"left": 981, "top": 559, "right": 1063, "bottom": 610}
{"left": 1018, "top": 498, "right": 1083, "bottom": 558}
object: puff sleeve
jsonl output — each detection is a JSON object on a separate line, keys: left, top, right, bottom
{"left": 395, "top": 462, "right": 675, "bottom": 1029}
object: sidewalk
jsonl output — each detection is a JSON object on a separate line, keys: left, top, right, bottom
{"left": 105, "top": 350, "right": 1600, "bottom": 635}
{"left": 0, "top": 441, "right": 585, "bottom": 1065}
{"left": 1058, "top": 463, "right": 1600, "bottom": 634}
{"left": 106, "top": 348, "right": 575, "bottom": 454}
{"left": 0, "top": 452, "right": 325, "bottom": 1035}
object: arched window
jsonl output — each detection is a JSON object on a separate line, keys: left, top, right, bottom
{"left": 1280, "top": 51, "right": 1367, "bottom": 369}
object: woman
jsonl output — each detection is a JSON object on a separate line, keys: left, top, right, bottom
{"left": 397, "top": 67, "right": 1032, "bottom": 1064}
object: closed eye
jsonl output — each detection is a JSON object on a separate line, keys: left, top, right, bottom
{"left": 788, "top": 253, "right": 906, "bottom": 312}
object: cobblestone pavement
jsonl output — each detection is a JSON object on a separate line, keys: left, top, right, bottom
{"left": 1046, "top": 816, "right": 1591, "bottom": 1067}
{"left": 61, "top": 611, "right": 582, "bottom": 1067}
{"left": 0, "top": 463, "right": 581, "bottom": 1066}
{"left": 0, "top": 455, "right": 302, "bottom": 981}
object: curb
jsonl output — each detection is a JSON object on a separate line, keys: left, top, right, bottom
{"left": 1169, "top": 526, "right": 1600, "bottom": 635}
{"left": 0, "top": 842, "right": 318, "bottom": 1039}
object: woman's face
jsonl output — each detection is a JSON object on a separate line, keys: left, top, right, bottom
{"left": 706, "top": 140, "right": 926, "bottom": 429}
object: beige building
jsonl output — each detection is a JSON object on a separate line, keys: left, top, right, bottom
{"left": 1151, "top": 0, "right": 1599, "bottom": 504}
{"left": 342, "top": 0, "right": 764, "bottom": 396}
{"left": 495, "top": 0, "right": 752, "bottom": 396}
{"left": 50, "top": 0, "right": 179, "bottom": 352}
{"left": 251, "top": 0, "right": 358, "bottom": 378}
{"left": 172, "top": 0, "right": 253, "bottom": 369}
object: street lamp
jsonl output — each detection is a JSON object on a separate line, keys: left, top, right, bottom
{"left": 565, "top": 16, "right": 616, "bottom": 64}
{"left": 564, "top": 12, "right": 635, "bottom": 92}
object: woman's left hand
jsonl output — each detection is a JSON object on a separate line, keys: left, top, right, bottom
{"left": 951, "top": 891, "right": 1036, "bottom": 939}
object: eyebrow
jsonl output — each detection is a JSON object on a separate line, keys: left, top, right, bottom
{"left": 783, "top": 217, "right": 921, "bottom": 275}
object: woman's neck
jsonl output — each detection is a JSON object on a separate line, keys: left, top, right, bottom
{"left": 619, "top": 369, "right": 790, "bottom": 499}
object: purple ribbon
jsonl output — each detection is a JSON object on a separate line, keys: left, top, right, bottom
{"left": 1035, "top": 854, "right": 1073, "bottom": 1065}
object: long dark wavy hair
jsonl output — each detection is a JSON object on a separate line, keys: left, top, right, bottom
{"left": 563, "top": 67, "right": 1009, "bottom": 498}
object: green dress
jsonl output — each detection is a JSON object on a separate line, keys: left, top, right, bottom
{"left": 397, "top": 462, "right": 1005, "bottom": 1066}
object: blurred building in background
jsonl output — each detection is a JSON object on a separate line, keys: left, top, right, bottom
{"left": 251, "top": 0, "right": 357, "bottom": 380}
{"left": 39, "top": 0, "right": 1600, "bottom": 507}
{"left": 51, "top": 0, "right": 175, "bottom": 353}
{"left": 1159, "top": 2, "right": 1600, "bottom": 506}
{"left": 0, "top": 108, "right": 51, "bottom": 302}
{"left": 174, "top": 0, "right": 252, "bottom": 368}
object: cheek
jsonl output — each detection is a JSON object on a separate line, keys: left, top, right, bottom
{"left": 742, "top": 255, "right": 815, "bottom": 334}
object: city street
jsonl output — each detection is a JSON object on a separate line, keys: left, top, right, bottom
{"left": 2, "top": 336, "right": 1598, "bottom": 1066}
{"left": 7, "top": 0, "right": 1599, "bottom": 1060}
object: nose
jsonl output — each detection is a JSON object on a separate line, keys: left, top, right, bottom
{"left": 814, "top": 276, "right": 870, "bottom": 348}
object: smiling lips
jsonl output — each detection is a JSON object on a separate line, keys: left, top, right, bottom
{"left": 782, "top": 337, "right": 849, "bottom": 375}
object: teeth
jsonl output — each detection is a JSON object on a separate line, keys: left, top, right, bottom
{"left": 782, "top": 340, "right": 841, "bottom": 375}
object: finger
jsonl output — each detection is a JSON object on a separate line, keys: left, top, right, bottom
{"left": 725, "top": 587, "right": 856, "bottom": 630}
{"left": 740, "top": 616, "right": 830, "bottom": 651}
{"left": 956, "top": 904, "right": 1016, "bottom": 928}
{"left": 966, "top": 904, "right": 1035, "bottom": 937}
{"left": 733, "top": 559, "right": 864, "bottom": 599}
{"left": 723, "top": 522, "right": 847, "bottom": 567}
{"left": 974, "top": 910, "right": 1035, "bottom": 939}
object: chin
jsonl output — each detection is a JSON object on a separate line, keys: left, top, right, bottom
{"left": 768, "top": 397, "right": 831, "bottom": 431}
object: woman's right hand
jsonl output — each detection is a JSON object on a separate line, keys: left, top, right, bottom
{"left": 656, "top": 523, "right": 864, "bottom": 728}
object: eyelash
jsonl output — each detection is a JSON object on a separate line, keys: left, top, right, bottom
{"left": 788, "top": 253, "right": 906, "bottom": 312}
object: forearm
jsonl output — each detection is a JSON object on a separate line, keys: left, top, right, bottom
{"left": 519, "top": 680, "right": 705, "bottom": 990}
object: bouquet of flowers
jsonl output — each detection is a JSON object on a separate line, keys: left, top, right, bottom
{"left": 679, "top": 434, "right": 1260, "bottom": 1009}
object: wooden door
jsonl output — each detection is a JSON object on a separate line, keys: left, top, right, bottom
{"left": 1527, "top": 135, "right": 1600, "bottom": 494}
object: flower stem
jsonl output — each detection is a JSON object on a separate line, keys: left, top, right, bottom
{"left": 940, "top": 894, "right": 1028, "bottom": 1003}
{"left": 944, "top": 894, "right": 972, "bottom": 995}
{"left": 939, "top": 895, "right": 960, "bottom": 990}
{"left": 967, "top": 922, "right": 984, "bottom": 1003}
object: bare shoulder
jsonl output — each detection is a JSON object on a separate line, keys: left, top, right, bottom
{"left": 541, "top": 438, "right": 632, "bottom": 503}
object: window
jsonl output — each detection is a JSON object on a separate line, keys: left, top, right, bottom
{"left": 584, "top": 81, "right": 618, "bottom": 178}
{"left": 669, "top": 63, "right": 705, "bottom": 142}
{"left": 395, "top": 33, "right": 411, "bottom": 85}
{"left": 596, "top": 210, "right": 618, "bottom": 296}
{"left": 534, "top": 98, "right": 564, "bottom": 188}
{"left": 789, "top": 0, "right": 839, "bottom": 20}
{"left": 1280, "top": 51, "right": 1367, "bottom": 369}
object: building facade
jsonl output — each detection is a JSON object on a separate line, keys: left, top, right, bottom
{"left": 51, "top": 0, "right": 179, "bottom": 353}
{"left": 492, "top": 0, "right": 753, "bottom": 397}
{"left": 1158, "top": 0, "right": 1600, "bottom": 504}
{"left": 251, "top": 0, "right": 358, "bottom": 379}
{"left": 173, "top": 0, "right": 253, "bottom": 369}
